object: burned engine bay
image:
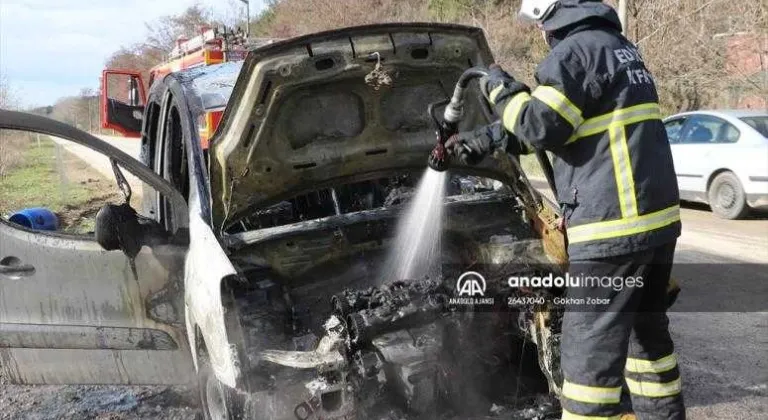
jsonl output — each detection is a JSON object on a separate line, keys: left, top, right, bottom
{"left": 222, "top": 172, "right": 565, "bottom": 420}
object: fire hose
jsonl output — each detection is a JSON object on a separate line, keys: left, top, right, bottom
{"left": 425, "top": 66, "right": 558, "bottom": 201}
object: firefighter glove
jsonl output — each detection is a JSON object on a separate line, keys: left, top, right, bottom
{"left": 445, "top": 122, "right": 509, "bottom": 165}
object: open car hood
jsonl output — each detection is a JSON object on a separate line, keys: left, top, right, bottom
{"left": 208, "top": 23, "right": 498, "bottom": 229}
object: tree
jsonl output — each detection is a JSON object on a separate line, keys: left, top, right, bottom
{"left": 104, "top": 45, "right": 164, "bottom": 91}
{"left": 0, "top": 76, "right": 17, "bottom": 110}
{"left": 627, "top": 0, "right": 767, "bottom": 112}
{"left": 250, "top": 1, "right": 279, "bottom": 36}
{"left": 144, "top": 4, "right": 215, "bottom": 54}
{"left": 104, "top": 5, "right": 221, "bottom": 88}
{"left": 0, "top": 77, "right": 24, "bottom": 178}
{"left": 77, "top": 88, "right": 99, "bottom": 132}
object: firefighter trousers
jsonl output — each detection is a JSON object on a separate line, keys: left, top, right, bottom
{"left": 559, "top": 241, "right": 686, "bottom": 420}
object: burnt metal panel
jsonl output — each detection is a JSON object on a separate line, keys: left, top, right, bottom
{"left": 0, "top": 324, "right": 178, "bottom": 350}
{"left": 208, "top": 23, "right": 498, "bottom": 229}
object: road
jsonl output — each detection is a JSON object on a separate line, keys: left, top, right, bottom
{"left": 667, "top": 210, "right": 767, "bottom": 420}
{"left": 50, "top": 135, "right": 141, "bottom": 179}
{"left": 12, "top": 137, "right": 766, "bottom": 419}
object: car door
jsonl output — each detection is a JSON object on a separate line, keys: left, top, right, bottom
{"left": 664, "top": 117, "right": 696, "bottom": 199}
{"left": 674, "top": 115, "right": 740, "bottom": 200}
{"left": 100, "top": 69, "right": 147, "bottom": 138}
{"left": 669, "top": 115, "right": 712, "bottom": 200}
{"left": 0, "top": 110, "right": 194, "bottom": 385}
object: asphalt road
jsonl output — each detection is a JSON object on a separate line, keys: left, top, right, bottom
{"left": 37, "top": 137, "right": 768, "bottom": 418}
{"left": 96, "top": 135, "right": 142, "bottom": 157}
{"left": 665, "top": 210, "right": 767, "bottom": 420}
{"left": 53, "top": 134, "right": 141, "bottom": 179}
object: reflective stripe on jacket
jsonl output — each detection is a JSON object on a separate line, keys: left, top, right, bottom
{"left": 493, "top": 23, "right": 681, "bottom": 260}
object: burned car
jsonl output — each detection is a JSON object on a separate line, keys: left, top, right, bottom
{"left": 0, "top": 24, "right": 568, "bottom": 419}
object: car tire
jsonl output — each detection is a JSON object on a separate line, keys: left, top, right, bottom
{"left": 708, "top": 171, "right": 749, "bottom": 220}
{"left": 198, "top": 350, "right": 244, "bottom": 420}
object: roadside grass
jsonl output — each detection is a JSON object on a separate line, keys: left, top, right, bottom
{"left": 0, "top": 140, "right": 89, "bottom": 213}
{"left": 0, "top": 131, "right": 28, "bottom": 177}
{"left": 0, "top": 137, "right": 120, "bottom": 234}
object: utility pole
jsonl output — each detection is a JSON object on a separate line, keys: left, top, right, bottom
{"left": 240, "top": 0, "right": 250, "bottom": 38}
{"left": 618, "top": 0, "right": 628, "bottom": 35}
{"left": 88, "top": 97, "right": 93, "bottom": 133}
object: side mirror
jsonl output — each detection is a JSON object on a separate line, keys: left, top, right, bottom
{"left": 95, "top": 203, "right": 170, "bottom": 259}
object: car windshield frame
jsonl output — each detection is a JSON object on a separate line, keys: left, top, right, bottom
{"left": 739, "top": 116, "right": 768, "bottom": 138}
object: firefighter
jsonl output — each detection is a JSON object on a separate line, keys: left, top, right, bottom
{"left": 445, "top": 1, "right": 686, "bottom": 419}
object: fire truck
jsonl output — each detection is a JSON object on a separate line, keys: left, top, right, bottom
{"left": 100, "top": 26, "right": 254, "bottom": 148}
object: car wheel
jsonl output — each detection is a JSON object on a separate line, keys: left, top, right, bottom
{"left": 708, "top": 172, "right": 749, "bottom": 219}
{"left": 198, "top": 351, "right": 244, "bottom": 420}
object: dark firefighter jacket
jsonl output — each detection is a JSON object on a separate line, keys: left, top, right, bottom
{"left": 487, "top": 0, "right": 681, "bottom": 260}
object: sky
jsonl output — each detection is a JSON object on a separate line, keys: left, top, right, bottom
{"left": 0, "top": 0, "right": 264, "bottom": 107}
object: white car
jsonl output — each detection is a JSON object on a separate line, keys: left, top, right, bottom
{"left": 0, "top": 24, "right": 572, "bottom": 420}
{"left": 663, "top": 110, "right": 768, "bottom": 219}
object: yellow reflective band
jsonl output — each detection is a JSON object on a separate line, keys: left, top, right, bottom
{"left": 567, "top": 204, "right": 680, "bottom": 244}
{"left": 532, "top": 86, "right": 584, "bottom": 128}
{"left": 489, "top": 84, "right": 505, "bottom": 105}
{"left": 566, "top": 103, "right": 661, "bottom": 144}
{"left": 626, "top": 354, "right": 678, "bottom": 374}
{"left": 502, "top": 91, "right": 532, "bottom": 135}
{"left": 562, "top": 409, "right": 622, "bottom": 420}
{"left": 626, "top": 377, "right": 682, "bottom": 398}
{"left": 562, "top": 380, "right": 622, "bottom": 405}
{"left": 608, "top": 124, "right": 638, "bottom": 218}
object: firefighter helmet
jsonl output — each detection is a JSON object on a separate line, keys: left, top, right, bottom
{"left": 519, "top": 0, "right": 560, "bottom": 22}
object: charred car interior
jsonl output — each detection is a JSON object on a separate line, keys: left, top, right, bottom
{"left": 227, "top": 173, "right": 498, "bottom": 231}
{"left": 215, "top": 170, "right": 566, "bottom": 419}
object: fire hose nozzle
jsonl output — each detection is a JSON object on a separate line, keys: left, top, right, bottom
{"left": 428, "top": 141, "right": 447, "bottom": 172}
{"left": 426, "top": 67, "right": 490, "bottom": 171}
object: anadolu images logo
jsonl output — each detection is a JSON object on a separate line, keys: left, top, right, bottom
{"left": 451, "top": 271, "right": 495, "bottom": 305}
{"left": 456, "top": 271, "right": 486, "bottom": 296}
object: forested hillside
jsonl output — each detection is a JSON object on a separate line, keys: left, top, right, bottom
{"left": 39, "top": 0, "right": 768, "bottom": 130}
{"left": 251, "top": 0, "right": 766, "bottom": 113}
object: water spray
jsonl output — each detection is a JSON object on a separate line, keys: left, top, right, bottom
{"left": 384, "top": 68, "right": 492, "bottom": 282}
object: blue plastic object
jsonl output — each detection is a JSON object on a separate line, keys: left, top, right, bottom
{"left": 9, "top": 208, "right": 59, "bottom": 231}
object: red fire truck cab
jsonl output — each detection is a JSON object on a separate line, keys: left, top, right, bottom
{"left": 100, "top": 27, "right": 251, "bottom": 148}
